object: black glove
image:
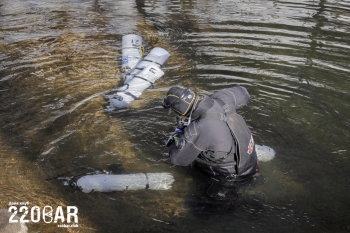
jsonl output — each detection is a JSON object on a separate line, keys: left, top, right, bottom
{"left": 165, "top": 130, "right": 180, "bottom": 147}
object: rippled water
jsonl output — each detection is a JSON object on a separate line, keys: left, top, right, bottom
{"left": 1, "top": 0, "right": 350, "bottom": 232}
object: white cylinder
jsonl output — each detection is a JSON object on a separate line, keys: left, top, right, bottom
{"left": 256, "top": 145, "right": 275, "bottom": 162}
{"left": 76, "top": 173, "right": 175, "bottom": 193}
{"left": 125, "top": 47, "right": 170, "bottom": 84}
{"left": 109, "top": 65, "right": 164, "bottom": 109}
{"left": 121, "top": 34, "right": 143, "bottom": 73}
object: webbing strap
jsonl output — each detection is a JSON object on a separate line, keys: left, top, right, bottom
{"left": 144, "top": 58, "right": 162, "bottom": 66}
{"left": 134, "top": 75, "right": 154, "bottom": 85}
{"left": 195, "top": 157, "right": 236, "bottom": 167}
{"left": 123, "top": 92, "right": 138, "bottom": 100}
{"left": 214, "top": 98, "right": 230, "bottom": 113}
{"left": 200, "top": 112, "right": 226, "bottom": 121}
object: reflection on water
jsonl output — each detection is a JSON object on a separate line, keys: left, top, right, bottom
{"left": 0, "top": 0, "right": 350, "bottom": 232}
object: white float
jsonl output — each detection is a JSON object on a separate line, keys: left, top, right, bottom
{"left": 124, "top": 47, "right": 170, "bottom": 84}
{"left": 76, "top": 173, "right": 175, "bottom": 193}
{"left": 103, "top": 35, "right": 170, "bottom": 110}
{"left": 256, "top": 144, "right": 275, "bottom": 162}
{"left": 106, "top": 65, "right": 165, "bottom": 109}
{"left": 73, "top": 144, "right": 274, "bottom": 194}
{"left": 121, "top": 34, "right": 143, "bottom": 74}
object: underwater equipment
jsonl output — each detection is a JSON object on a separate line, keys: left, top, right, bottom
{"left": 162, "top": 87, "right": 199, "bottom": 116}
{"left": 106, "top": 65, "right": 165, "bottom": 109}
{"left": 75, "top": 173, "right": 175, "bottom": 193}
{"left": 124, "top": 47, "right": 170, "bottom": 84}
{"left": 121, "top": 34, "right": 143, "bottom": 74}
{"left": 165, "top": 116, "right": 188, "bottom": 147}
{"left": 104, "top": 35, "right": 170, "bottom": 110}
{"left": 255, "top": 145, "right": 275, "bottom": 162}
{"left": 175, "top": 115, "right": 189, "bottom": 130}
{"left": 165, "top": 114, "right": 276, "bottom": 162}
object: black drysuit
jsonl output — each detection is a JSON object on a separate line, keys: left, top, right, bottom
{"left": 168, "top": 86, "right": 257, "bottom": 179}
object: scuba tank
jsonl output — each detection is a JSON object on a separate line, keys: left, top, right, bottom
{"left": 121, "top": 34, "right": 143, "bottom": 74}
{"left": 108, "top": 65, "right": 165, "bottom": 109}
{"left": 255, "top": 144, "right": 275, "bottom": 162}
{"left": 103, "top": 35, "right": 170, "bottom": 110}
{"left": 124, "top": 47, "right": 170, "bottom": 84}
{"left": 75, "top": 173, "right": 175, "bottom": 193}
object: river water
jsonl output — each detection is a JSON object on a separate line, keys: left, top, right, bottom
{"left": 0, "top": 0, "right": 349, "bottom": 232}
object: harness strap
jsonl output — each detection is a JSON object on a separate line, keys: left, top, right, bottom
{"left": 200, "top": 112, "right": 226, "bottom": 122}
{"left": 144, "top": 58, "right": 162, "bottom": 66}
{"left": 213, "top": 98, "right": 230, "bottom": 113}
{"left": 122, "top": 92, "right": 138, "bottom": 100}
{"left": 195, "top": 157, "right": 236, "bottom": 167}
{"left": 134, "top": 75, "right": 155, "bottom": 85}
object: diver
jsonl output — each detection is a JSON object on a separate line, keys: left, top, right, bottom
{"left": 162, "top": 86, "right": 258, "bottom": 200}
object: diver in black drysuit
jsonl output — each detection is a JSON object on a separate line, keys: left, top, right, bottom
{"left": 162, "top": 86, "right": 258, "bottom": 200}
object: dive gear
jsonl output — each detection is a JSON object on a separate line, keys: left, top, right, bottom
{"left": 104, "top": 34, "right": 170, "bottom": 110}
{"left": 121, "top": 34, "right": 143, "bottom": 74}
{"left": 108, "top": 65, "right": 164, "bottom": 109}
{"left": 165, "top": 86, "right": 259, "bottom": 179}
{"left": 162, "top": 87, "right": 199, "bottom": 116}
{"left": 124, "top": 47, "right": 170, "bottom": 84}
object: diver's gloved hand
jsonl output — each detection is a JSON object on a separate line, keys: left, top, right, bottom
{"left": 165, "top": 134, "right": 176, "bottom": 147}
{"left": 166, "top": 133, "right": 185, "bottom": 149}
{"left": 166, "top": 129, "right": 183, "bottom": 147}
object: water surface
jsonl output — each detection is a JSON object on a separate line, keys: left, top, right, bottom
{"left": 0, "top": 0, "right": 350, "bottom": 232}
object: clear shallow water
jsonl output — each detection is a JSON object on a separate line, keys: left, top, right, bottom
{"left": 0, "top": 0, "right": 349, "bottom": 232}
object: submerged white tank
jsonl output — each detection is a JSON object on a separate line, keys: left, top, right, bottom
{"left": 256, "top": 144, "right": 275, "bottom": 162}
{"left": 124, "top": 47, "right": 170, "bottom": 84}
{"left": 74, "top": 145, "right": 274, "bottom": 194}
{"left": 105, "top": 65, "right": 165, "bottom": 109}
{"left": 103, "top": 35, "right": 170, "bottom": 110}
{"left": 76, "top": 172, "right": 175, "bottom": 193}
{"left": 121, "top": 34, "right": 143, "bottom": 73}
